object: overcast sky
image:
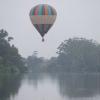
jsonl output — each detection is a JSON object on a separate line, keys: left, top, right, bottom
{"left": 0, "top": 0, "right": 100, "bottom": 58}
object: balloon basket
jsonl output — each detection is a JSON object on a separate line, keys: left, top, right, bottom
{"left": 42, "top": 38, "right": 45, "bottom": 42}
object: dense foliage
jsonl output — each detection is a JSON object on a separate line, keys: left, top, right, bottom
{"left": 27, "top": 51, "right": 47, "bottom": 72}
{"left": 0, "top": 29, "right": 25, "bottom": 73}
{"left": 47, "top": 38, "right": 100, "bottom": 73}
{"left": 26, "top": 38, "right": 100, "bottom": 73}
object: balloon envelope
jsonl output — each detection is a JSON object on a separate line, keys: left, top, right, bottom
{"left": 29, "top": 4, "right": 57, "bottom": 40}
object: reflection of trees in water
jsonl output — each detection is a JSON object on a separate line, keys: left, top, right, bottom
{"left": 24, "top": 72, "right": 48, "bottom": 88}
{"left": 0, "top": 73, "right": 22, "bottom": 100}
{"left": 56, "top": 73, "right": 100, "bottom": 98}
{"left": 2, "top": 72, "right": 98, "bottom": 100}
{"left": 24, "top": 72, "right": 100, "bottom": 98}
{"left": 24, "top": 72, "right": 58, "bottom": 89}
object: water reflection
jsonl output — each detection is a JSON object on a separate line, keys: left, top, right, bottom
{"left": 24, "top": 72, "right": 100, "bottom": 99}
{"left": 0, "top": 73, "right": 22, "bottom": 100}
{"left": 22, "top": 73, "right": 46, "bottom": 89}
{"left": 56, "top": 73, "right": 100, "bottom": 98}
{"left": 0, "top": 72, "right": 100, "bottom": 100}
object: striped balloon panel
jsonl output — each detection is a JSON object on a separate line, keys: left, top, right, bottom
{"left": 30, "top": 16, "right": 56, "bottom": 24}
{"left": 30, "top": 4, "right": 57, "bottom": 16}
{"left": 34, "top": 24, "right": 52, "bottom": 37}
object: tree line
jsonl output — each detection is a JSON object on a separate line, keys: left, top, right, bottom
{"left": 0, "top": 29, "right": 100, "bottom": 74}
{"left": 27, "top": 38, "right": 100, "bottom": 73}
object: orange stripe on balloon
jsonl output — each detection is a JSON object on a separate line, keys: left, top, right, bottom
{"left": 44, "top": 5, "right": 48, "bottom": 15}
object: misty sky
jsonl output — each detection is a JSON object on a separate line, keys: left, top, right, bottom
{"left": 0, "top": 0, "right": 100, "bottom": 58}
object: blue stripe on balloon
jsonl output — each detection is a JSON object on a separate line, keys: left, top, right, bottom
{"left": 48, "top": 6, "right": 52, "bottom": 15}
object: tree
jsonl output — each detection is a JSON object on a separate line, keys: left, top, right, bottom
{"left": 56, "top": 38, "right": 100, "bottom": 73}
{"left": 0, "top": 29, "right": 25, "bottom": 73}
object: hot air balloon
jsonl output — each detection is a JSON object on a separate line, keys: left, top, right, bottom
{"left": 29, "top": 4, "right": 57, "bottom": 42}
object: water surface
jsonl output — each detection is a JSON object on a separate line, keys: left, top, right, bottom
{"left": 0, "top": 73, "right": 100, "bottom": 100}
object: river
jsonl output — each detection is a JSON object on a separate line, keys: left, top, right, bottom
{"left": 0, "top": 73, "right": 100, "bottom": 100}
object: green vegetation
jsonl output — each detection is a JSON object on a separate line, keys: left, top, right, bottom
{"left": 27, "top": 51, "right": 47, "bottom": 72}
{"left": 47, "top": 38, "right": 100, "bottom": 73}
{"left": 27, "top": 38, "right": 100, "bottom": 73}
{"left": 2, "top": 29, "right": 99, "bottom": 74}
{"left": 0, "top": 29, "right": 26, "bottom": 74}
